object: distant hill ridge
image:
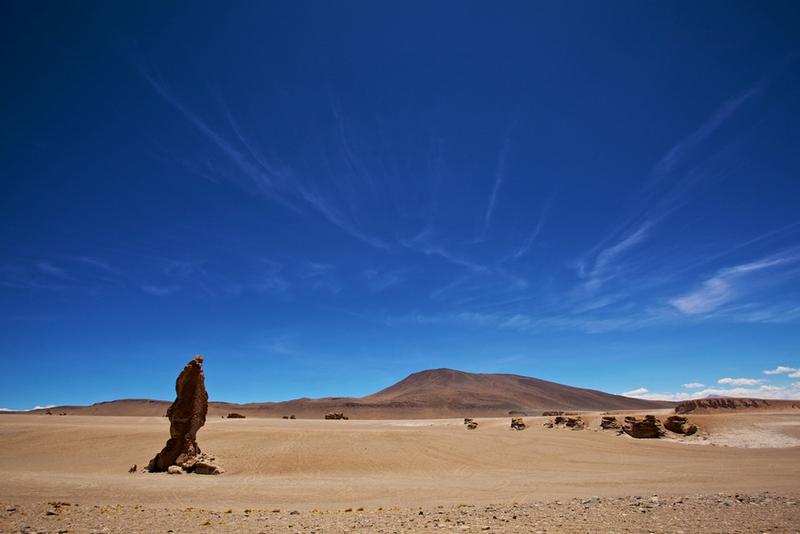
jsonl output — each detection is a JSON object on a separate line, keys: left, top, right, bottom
{"left": 10, "top": 368, "right": 675, "bottom": 419}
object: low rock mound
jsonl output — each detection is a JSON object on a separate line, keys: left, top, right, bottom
{"left": 226, "top": 413, "right": 246, "bottom": 419}
{"left": 510, "top": 417, "right": 527, "bottom": 430}
{"left": 324, "top": 412, "right": 348, "bottom": 420}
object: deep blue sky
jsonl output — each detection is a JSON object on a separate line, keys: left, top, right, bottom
{"left": 2, "top": 2, "right": 800, "bottom": 410}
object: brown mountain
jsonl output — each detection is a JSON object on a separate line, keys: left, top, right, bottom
{"left": 14, "top": 368, "right": 673, "bottom": 419}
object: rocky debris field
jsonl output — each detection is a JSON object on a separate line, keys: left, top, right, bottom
{"left": 3, "top": 492, "right": 798, "bottom": 533}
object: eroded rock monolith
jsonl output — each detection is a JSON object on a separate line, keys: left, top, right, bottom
{"left": 622, "top": 415, "right": 665, "bottom": 439}
{"left": 664, "top": 415, "right": 698, "bottom": 435}
{"left": 147, "top": 355, "right": 218, "bottom": 473}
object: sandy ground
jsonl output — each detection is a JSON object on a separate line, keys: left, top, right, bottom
{"left": 2, "top": 411, "right": 799, "bottom": 532}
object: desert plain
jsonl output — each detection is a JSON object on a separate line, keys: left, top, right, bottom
{"left": 2, "top": 407, "right": 800, "bottom": 533}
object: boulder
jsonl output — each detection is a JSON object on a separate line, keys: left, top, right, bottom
{"left": 664, "top": 415, "right": 698, "bottom": 436}
{"left": 167, "top": 465, "right": 184, "bottom": 475}
{"left": 226, "top": 413, "right": 246, "bottom": 419}
{"left": 600, "top": 416, "right": 622, "bottom": 433}
{"left": 622, "top": 415, "right": 664, "bottom": 439}
{"left": 510, "top": 417, "right": 527, "bottom": 430}
{"left": 147, "top": 355, "right": 216, "bottom": 473}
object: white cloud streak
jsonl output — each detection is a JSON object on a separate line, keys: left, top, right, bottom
{"left": 622, "top": 387, "right": 649, "bottom": 396}
{"left": 482, "top": 137, "right": 511, "bottom": 238}
{"left": 625, "top": 384, "right": 800, "bottom": 402}
{"left": 683, "top": 382, "right": 705, "bottom": 389}
{"left": 670, "top": 252, "right": 800, "bottom": 316}
{"left": 650, "top": 85, "right": 763, "bottom": 184}
{"left": 764, "top": 366, "right": 797, "bottom": 375}
{"left": 718, "top": 377, "right": 765, "bottom": 386}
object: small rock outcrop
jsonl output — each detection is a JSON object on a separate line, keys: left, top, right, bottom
{"left": 622, "top": 415, "right": 664, "bottom": 439}
{"left": 325, "top": 412, "right": 348, "bottom": 420}
{"left": 557, "top": 416, "right": 585, "bottom": 430}
{"left": 226, "top": 413, "right": 246, "bottom": 419}
{"left": 147, "top": 355, "right": 222, "bottom": 474}
{"left": 510, "top": 417, "right": 527, "bottom": 430}
{"left": 664, "top": 415, "right": 698, "bottom": 435}
{"left": 542, "top": 411, "right": 564, "bottom": 417}
{"left": 464, "top": 418, "right": 478, "bottom": 429}
{"left": 600, "top": 416, "right": 622, "bottom": 434}
{"left": 543, "top": 416, "right": 585, "bottom": 430}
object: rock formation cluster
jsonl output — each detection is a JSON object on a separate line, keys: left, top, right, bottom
{"left": 542, "top": 413, "right": 699, "bottom": 440}
{"left": 146, "top": 355, "right": 222, "bottom": 475}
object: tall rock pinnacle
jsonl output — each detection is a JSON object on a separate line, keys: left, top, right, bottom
{"left": 147, "top": 355, "right": 209, "bottom": 472}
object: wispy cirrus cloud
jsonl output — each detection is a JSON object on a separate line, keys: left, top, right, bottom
{"left": 512, "top": 197, "right": 552, "bottom": 259}
{"left": 35, "top": 261, "right": 68, "bottom": 278}
{"left": 670, "top": 250, "right": 800, "bottom": 316}
{"left": 649, "top": 85, "right": 763, "bottom": 185}
{"left": 574, "top": 74, "right": 776, "bottom": 310}
{"left": 141, "top": 285, "right": 180, "bottom": 296}
{"left": 580, "top": 222, "right": 651, "bottom": 293}
{"left": 127, "top": 50, "right": 392, "bottom": 252}
{"left": 299, "top": 262, "right": 340, "bottom": 295}
{"left": 481, "top": 136, "right": 511, "bottom": 239}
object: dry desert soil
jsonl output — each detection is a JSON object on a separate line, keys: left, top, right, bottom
{"left": 2, "top": 409, "right": 800, "bottom": 533}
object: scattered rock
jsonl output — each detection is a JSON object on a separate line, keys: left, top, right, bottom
{"left": 128, "top": 464, "right": 137, "bottom": 473}
{"left": 45, "top": 409, "right": 53, "bottom": 416}
{"left": 664, "top": 415, "right": 698, "bottom": 435}
{"left": 464, "top": 418, "right": 479, "bottom": 430}
{"left": 290, "top": 415, "right": 296, "bottom": 419}
{"left": 325, "top": 412, "right": 348, "bottom": 420}
{"left": 542, "top": 420, "right": 554, "bottom": 428}
{"left": 167, "top": 465, "right": 184, "bottom": 475}
{"left": 542, "top": 411, "right": 564, "bottom": 417}
{"left": 622, "top": 415, "right": 664, "bottom": 439}
{"left": 510, "top": 417, "right": 527, "bottom": 430}
{"left": 226, "top": 413, "right": 246, "bottom": 419}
